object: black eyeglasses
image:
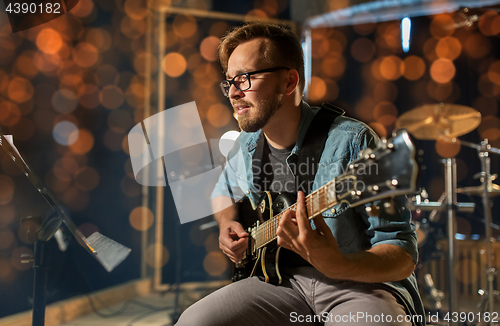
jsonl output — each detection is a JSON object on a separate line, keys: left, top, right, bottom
{"left": 219, "top": 67, "right": 290, "bottom": 98}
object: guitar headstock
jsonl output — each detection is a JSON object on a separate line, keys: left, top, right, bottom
{"left": 334, "top": 129, "right": 418, "bottom": 208}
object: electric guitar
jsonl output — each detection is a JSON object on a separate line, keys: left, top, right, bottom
{"left": 232, "top": 129, "right": 418, "bottom": 284}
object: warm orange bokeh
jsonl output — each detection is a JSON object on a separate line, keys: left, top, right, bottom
{"left": 69, "top": 129, "right": 94, "bottom": 155}
{"left": 162, "top": 52, "right": 187, "bottom": 77}
{"left": 129, "top": 206, "right": 154, "bottom": 231}
{"left": 36, "top": 28, "right": 63, "bottom": 54}
{"left": 402, "top": 56, "right": 426, "bottom": 81}
{"left": 430, "top": 58, "right": 455, "bottom": 84}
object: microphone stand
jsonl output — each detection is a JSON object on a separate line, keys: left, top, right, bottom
{"left": 478, "top": 140, "right": 497, "bottom": 326}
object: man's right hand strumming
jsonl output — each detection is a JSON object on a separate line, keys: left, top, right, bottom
{"left": 219, "top": 220, "right": 248, "bottom": 263}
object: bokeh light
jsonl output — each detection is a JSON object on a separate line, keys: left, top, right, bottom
{"left": 52, "top": 89, "right": 78, "bottom": 113}
{"left": 120, "top": 16, "right": 146, "bottom": 40}
{"left": 129, "top": 206, "right": 154, "bottom": 231}
{"left": 162, "top": 52, "right": 187, "bottom": 77}
{"left": 463, "top": 34, "right": 490, "bottom": 59}
{"left": 134, "top": 52, "right": 157, "bottom": 77}
{"left": 435, "top": 36, "right": 462, "bottom": 60}
{"left": 368, "top": 122, "right": 387, "bottom": 138}
{"left": 69, "top": 128, "right": 94, "bottom": 154}
{"left": 206, "top": 103, "right": 231, "bottom": 128}
{"left": 379, "top": 56, "right": 402, "bottom": 80}
{"left": 478, "top": 116, "right": 500, "bottom": 139}
{"left": 145, "top": 243, "right": 169, "bottom": 268}
{"left": 430, "top": 14, "right": 455, "bottom": 38}
{"left": 36, "top": 28, "right": 63, "bottom": 54}
{"left": 75, "top": 167, "right": 100, "bottom": 191}
{"left": 99, "top": 85, "right": 124, "bottom": 109}
{"left": 72, "top": 0, "right": 94, "bottom": 18}
{"left": 53, "top": 121, "right": 79, "bottom": 146}
{"left": 321, "top": 54, "right": 346, "bottom": 79}
{"left": 478, "top": 11, "right": 499, "bottom": 36}
{"left": 308, "top": 76, "right": 327, "bottom": 102}
{"left": 173, "top": 15, "right": 197, "bottom": 39}
{"left": 203, "top": 251, "right": 228, "bottom": 276}
{"left": 435, "top": 136, "right": 461, "bottom": 158}
{"left": 0, "top": 101, "right": 21, "bottom": 127}
{"left": 402, "top": 56, "right": 426, "bottom": 81}
{"left": 8, "top": 77, "right": 34, "bottom": 103}
{"left": 200, "top": 36, "right": 219, "bottom": 62}
{"left": 373, "top": 101, "right": 397, "bottom": 126}
{"left": 72, "top": 42, "right": 99, "bottom": 68}
{"left": 85, "top": 28, "right": 112, "bottom": 52}
{"left": 478, "top": 74, "right": 500, "bottom": 97}
{"left": 124, "top": 0, "right": 148, "bottom": 20}
{"left": 430, "top": 58, "right": 455, "bottom": 84}
{"left": 15, "top": 51, "right": 38, "bottom": 78}
{"left": 0, "top": 175, "right": 15, "bottom": 205}
{"left": 78, "top": 84, "right": 100, "bottom": 109}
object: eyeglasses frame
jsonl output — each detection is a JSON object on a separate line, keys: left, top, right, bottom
{"left": 219, "top": 66, "right": 290, "bottom": 98}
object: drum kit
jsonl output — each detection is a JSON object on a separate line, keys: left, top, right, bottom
{"left": 395, "top": 103, "right": 499, "bottom": 326}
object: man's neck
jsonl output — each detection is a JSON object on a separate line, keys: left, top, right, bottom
{"left": 262, "top": 102, "right": 302, "bottom": 150}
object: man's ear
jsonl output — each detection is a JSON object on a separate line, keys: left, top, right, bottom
{"left": 284, "top": 69, "right": 299, "bottom": 96}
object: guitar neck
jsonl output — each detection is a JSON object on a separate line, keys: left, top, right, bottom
{"left": 254, "top": 179, "right": 338, "bottom": 249}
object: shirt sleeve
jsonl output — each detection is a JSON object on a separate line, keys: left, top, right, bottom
{"left": 353, "top": 128, "right": 419, "bottom": 264}
{"left": 210, "top": 141, "right": 246, "bottom": 202}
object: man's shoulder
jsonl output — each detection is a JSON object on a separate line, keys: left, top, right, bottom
{"left": 328, "top": 114, "right": 373, "bottom": 139}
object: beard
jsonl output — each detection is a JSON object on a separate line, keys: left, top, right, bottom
{"left": 234, "top": 94, "right": 284, "bottom": 133}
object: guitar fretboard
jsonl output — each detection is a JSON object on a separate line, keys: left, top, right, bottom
{"left": 253, "top": 179, "right": 338, "bottom": 249}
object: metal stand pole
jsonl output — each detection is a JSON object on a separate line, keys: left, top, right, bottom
{"left": 445, "top": 159, "right": 458, "bottom": 326}
{"left": 32, "top": 240, "right": 48, "bottom": 326}
{"left": 478, "top": 140, "right": 497, "bottom": 326}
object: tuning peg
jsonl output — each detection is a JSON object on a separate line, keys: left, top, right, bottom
{"left": 359, "top": 147, "right": 373, "bottom": 159}
{"left": 365, "top": 203, "right": 380, "bottom": 217}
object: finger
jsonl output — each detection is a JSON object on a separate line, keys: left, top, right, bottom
{"left": 279, "top": 210, "right": 299, "bottom": 238}
{"left": 312, "top": 212, "right": 330, "bottom": 235}
{"left": 226, "top": 236, "right": 248, "bottom": 252}
{"left": 276, "top": 232, "right": 292, "bottom": 250}
{"left": 295, "top": 191, "right": 312, "bottom": 233}
{"left": 230, "top": 223, "right": 249, "bottom": 238}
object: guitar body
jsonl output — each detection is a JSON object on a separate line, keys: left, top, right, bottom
{"left": 233, "top": 191, "right": 295, "bottom": 285}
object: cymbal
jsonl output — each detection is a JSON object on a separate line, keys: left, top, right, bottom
{"left": 457, "top": 183, "right": 500, "bottom": 197}
{"left": 395, "top": 103, "right": 481, "bottom": 140}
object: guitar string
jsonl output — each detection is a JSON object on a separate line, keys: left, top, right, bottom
{"left": 253, "top": 182, "right": 332, "bottom": 242}
{"left": 253, "top": 182, "right": 336, "bottom": 248}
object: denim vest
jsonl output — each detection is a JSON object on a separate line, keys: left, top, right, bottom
{"left": 212, "top": 101, "right": 425, "bottom": 324}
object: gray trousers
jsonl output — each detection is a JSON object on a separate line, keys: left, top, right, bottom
{"left": 176, "top": 266, "right": 413, "bottom": 326}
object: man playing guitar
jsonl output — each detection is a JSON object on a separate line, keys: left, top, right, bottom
{"left": 176, "top": 22, "right": 425, "bottom": 326}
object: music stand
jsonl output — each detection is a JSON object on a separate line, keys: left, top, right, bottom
{"left": 0, "top": 133, "right": 131, "bottom": 326}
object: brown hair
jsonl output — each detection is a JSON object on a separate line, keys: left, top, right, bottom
{"left": 218, "top": 22, "right": 305, "bottom": 95}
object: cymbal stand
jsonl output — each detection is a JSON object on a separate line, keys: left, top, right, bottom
{"left": 444, "top": 158, "right": 458, "bottom": 326}
{"left": 477, "top": 140, "right": 497, "bottom": 326}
